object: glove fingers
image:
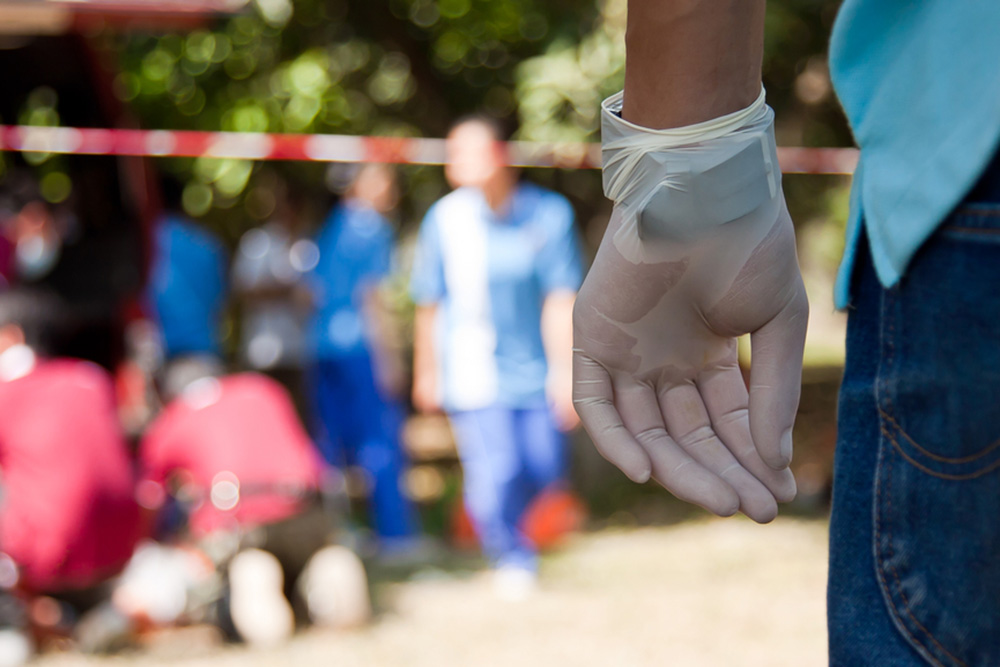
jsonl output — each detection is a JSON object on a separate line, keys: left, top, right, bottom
{"left": 749, "top": 293, "right": 809, "bottom": 470}
{"left": 657, "top": 380, "right": 778, "bottom": 523}
{"left": 697, "top": 357, "right": 797, "bottom": 504}
{"left": 615, "top": 382, "right": 739, "bottom": 517}
{"left": 573, "top": 351, "right": 652, "bottom": 483}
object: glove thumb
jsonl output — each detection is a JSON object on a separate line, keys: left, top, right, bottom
{"left": 748, "top": 293, "right": 808, "bottom": 469}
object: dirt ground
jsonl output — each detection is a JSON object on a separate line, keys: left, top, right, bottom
{"left": 35, "top": 517, "right": 829, "bottom": 667}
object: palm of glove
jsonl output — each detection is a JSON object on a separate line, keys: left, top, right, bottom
{"left": 573, "top": 197, "right": 807, "bottom": 523}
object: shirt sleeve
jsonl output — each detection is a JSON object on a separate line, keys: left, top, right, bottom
{"left": 410, "top": 207, "right": 446, "bottom": 305}
{"left": 536, "top": 194, "right": 584, "bottom": 294}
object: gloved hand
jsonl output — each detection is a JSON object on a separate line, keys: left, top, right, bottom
{"left": 573, "top": 89, "right": 808, "bottom": 523}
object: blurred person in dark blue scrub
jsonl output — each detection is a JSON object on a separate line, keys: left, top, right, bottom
{"left": 411, "top": 116, "right": 583, "bottom": 597}
{"left": 307, "top": 164, "right": 418, "bottom": 551}
{"left": 147, "top": 177, "right": 228, "bottom": 359}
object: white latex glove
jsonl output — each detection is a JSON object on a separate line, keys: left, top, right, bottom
{"left": 573, "top": 89, "right": 807, "bottom": 523}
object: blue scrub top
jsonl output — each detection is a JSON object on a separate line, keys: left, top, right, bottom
{"left": 411, "top": 182, "right": 583, "bottom": 411}
{"left": 308, "top": 200, "right": 393, "bottom": 360}
{"left": 147, "top": 214, "right": 228, "bottom": 357}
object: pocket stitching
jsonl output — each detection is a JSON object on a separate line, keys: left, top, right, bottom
{"left": 876, "top": 280, "right": 1000, "bottom": 477}
{"left": 875, "top": 286, "right": 966, "bottom": 667}
{"left": 878, "top": 417, "right": 1000, "bottom": 481}
{"left": 878, "top": 409, "right": 1000, "bottom": 465}
{"left": 875, "top": 441, "right": 963, "bottom": 667}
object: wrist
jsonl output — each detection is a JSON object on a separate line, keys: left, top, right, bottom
{"left": 600, "top": 86, "right": 779, "bottom": 261}
{"left": 547, "top": 363, "right": 572, "bottom": 379}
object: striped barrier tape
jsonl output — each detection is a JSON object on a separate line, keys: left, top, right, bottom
{"left": 0, "top": 125, "right": 858, "bottom": 174}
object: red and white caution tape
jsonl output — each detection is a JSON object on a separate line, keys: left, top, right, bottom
{"left": 0, "top": 125, "right": 858, "bottom": 174}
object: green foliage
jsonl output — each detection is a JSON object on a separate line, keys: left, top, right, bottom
{"left": 516, "top": 0, "right": 625, "bottom": 142}
{"left": 9, "top": 86, "right": 73, "bottom": 203}
{"left": 91, "top": 0, "right": 851, "bottom": 243}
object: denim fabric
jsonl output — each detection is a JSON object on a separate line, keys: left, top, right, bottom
{"left": 829, "top": 160, "right": 1000, "bottom": 665}
{"left": 448, "top": 405, "right": 566, "bottom": 570}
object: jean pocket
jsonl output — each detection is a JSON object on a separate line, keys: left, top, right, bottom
{"left": 873, "top": 213, "right": 1000, "bottom": 666}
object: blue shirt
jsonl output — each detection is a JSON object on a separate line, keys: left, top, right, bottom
{"left": 308, "top": 200, "right": 393, "bottom": 359}
{"left": 411, "top": 182, "right": 583, "bottom": 411}
{"left": 148, "top": 214, "right": 228, "bottom": 357}
{"left": 830, "top": 1, "right": 1000, "bottom": 308}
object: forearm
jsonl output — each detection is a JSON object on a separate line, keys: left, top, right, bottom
{"left": 362, "top": 286, "right": 392, "bottom": 359}
{"left": 622, "top": 0, "right": 765, "bottom": 129}
{"left": 413, "top": 305, "right": 438, "bottom": 382}
{"left": 542, "top": 291, "right": 576, "bottom": 377}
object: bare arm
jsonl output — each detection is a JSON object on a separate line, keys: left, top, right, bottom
{"left": 622, "top": 0, "right": 765, "bottom": 129}
{"left": 412, "top": 304, "right": 440, "bottom": 413}
{"left": 362, "top": 285, "right": 406, "bottom": 398}
{"left": 542, "top": 290, "right": 579, "bottom": 431}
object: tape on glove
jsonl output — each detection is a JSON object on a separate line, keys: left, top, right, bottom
{"left": 601, "top": 87, "right": 779, "bottom": 260}
{"left": 571, "top": 87, "right": 805, "bottom": 521}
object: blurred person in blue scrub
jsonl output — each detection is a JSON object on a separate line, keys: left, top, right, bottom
{"left": 307, "top": 163, "right": 418, "bottom": 551}
{"left": 147, "top": 176, "right": 228, "bottom": 359}
{"left": 411, "top": 116, "right": 582, "bottom": 597}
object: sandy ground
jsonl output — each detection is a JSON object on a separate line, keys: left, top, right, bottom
{"left": 35, "top": 517, "right": 829, "bottom": 667}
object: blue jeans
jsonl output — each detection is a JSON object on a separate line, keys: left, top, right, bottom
{"left": 829, "top": 168, "right": 1000, "bottom": 664}
{"left": 310, "top": 352, "right": 417, "bottom": 541}
{"left": 448, "top": 405, "right": 566, "bottom": 570}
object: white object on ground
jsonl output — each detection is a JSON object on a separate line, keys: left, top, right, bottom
{"left": 0, "top": 629, "right": 32, "bottom": 667}
{"left": 297, "top": 545, "right": 371, "bottom": 630}
{"left": 493, "top": 565, "right": 538, "bottom": 602}
{"left": 227, "top": 548, "right": 295, "bottom": 647}
{"left": 113, "top": 541, "right": 215, "bottom": 626}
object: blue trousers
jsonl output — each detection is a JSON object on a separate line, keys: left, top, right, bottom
{"left": 829, "top": 170, "right": 1000, "bottom": 664}
{"left": 449, "top": 405, "right": 566, "bottom": 570}
{"left": 310, "top": 353, "right": 416, "bottom": 541}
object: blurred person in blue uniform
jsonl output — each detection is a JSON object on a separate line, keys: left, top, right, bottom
{"left": 307, "top": 163, "right": 418, "bottom": 551}
{"left": 147, "top": 177, "right": 228, "bottom": 358}
{"left": 411, "top": 116, "right": 582, "bottom": 595}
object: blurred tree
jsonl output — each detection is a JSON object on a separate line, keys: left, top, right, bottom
{"left": 94, "top": 0, "right": 851, "bottom": 245}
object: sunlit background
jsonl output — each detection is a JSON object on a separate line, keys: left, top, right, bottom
{"left": 0, "top": 0, "right": 850, "bottom": 664}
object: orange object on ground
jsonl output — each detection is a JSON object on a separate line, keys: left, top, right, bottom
{"left": 449, "top": 501, "right": 479, "bottom": 552}
{"left": 521, "top": 488, "right": 587, "bottom": 551}
{"left": 451, "top": 487, "right": 587, "bottom": 553}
